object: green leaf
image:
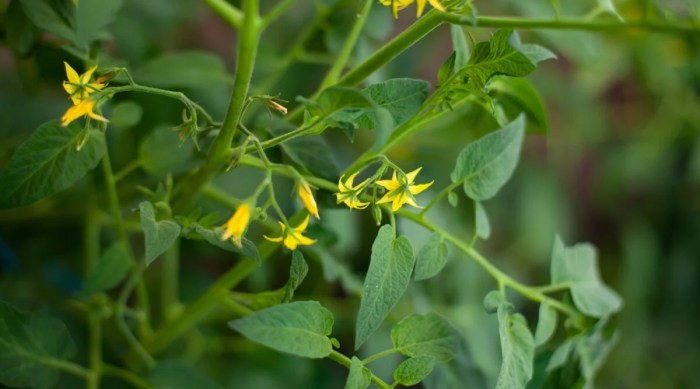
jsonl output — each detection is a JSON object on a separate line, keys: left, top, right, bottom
{"left": 299, "top": 86, "right": 379, "bottom": 140}
{"left": 139, "top": 126, "right": 192, "bottom": 175}
{"left": 150, "top": 360, "right": 222, "bottom": 389}
{"left": 576, "top": 321, "right": 619, "bottom": 383}
{"left": 475, "top": 201, "right": 491, "bottom": 240}
{"left": 134, "top": 51, "right": 233, "bottom": 89}
{"left": 596, "top": 0, "right": 624, "bottom": 21}
{"left": 414, "top": 232, "right": 449, "bottom": 281}
{"left": 74, "top": 0, "right": 124, "bottom": 49}
{"left": 483, "top": 290, "right": 505, "bottom": 314}
{"left": 265, "top": 121, "right": 339, "bottom": 181}
{"left": 550, "top": 237, "right": 623, "bottom": 317}
{"left": 82, "top": 243, "right": 131, "bottom": 295}
{"left": 0, "top": 121, "right": 106, "bottom": 209}
{"left": 5, "top": 0, "right": 37, "bottom": 56}
{"left": 533, "top": 301, "right": 557, "bottom": 347}
{"left": 391, "top": 313, "right": 460, "bottom": 362}
{"left": 231, "top": 290, "right": 286, "bottom": 311}
{"left": 355, "top": 225, "right": 415, "bottom": 349}
{"left": 460, "top": 29, "right": 536, "bottom": 93}
{"left": 447, "top": 190, "right": 458, "bottom": 207}
{"left": 450, "top": 25, "right": 469, "bottom": 71}
{"left": 110, "top": 100, "right": 143, "bottom": 128}
{"left": 546, "top": 337, "right": 576, "bottom": 372}
{"left": 489, "top": 76, "right": 549, "bottom": 134}
{"left": 344, "top": 356, "right": 372, "bottom": 389}
{"left": 192, "top": 225, "right": 260, "bottom": 263}
{"left": 139, "top": 202, "right": 181, "bottom": 266}
{"left": 357, "top": 78, "right": 430, "bottom": 129}
{"left": 495, "top": 302, "right": 534, "bottom": 389}
{"left": 394, "top": 356, "right": 435, "bottom": 386}
{"left": 451, "top": 115, "right": 525, "bottom": 201}
{"left": 0, "top": 300, "right": 76, "bottom": 388}
{"left": 519, "top": 44, "right": 557, "bottom": 65}
{"left": 19, "top": 0, "right": 75, "bottom": 42}
{"left": 284, "top": 251, "right": 309, "bottom": 302}
{"left": 437, "top": 52, "right": 457, "bottom": 86}
{"left": 229, "top": 301, "right": 335, "bottom": 359}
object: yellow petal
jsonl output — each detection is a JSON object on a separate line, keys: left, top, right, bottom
{"left": 81, "top": 66, "right": 98, "bottom": 84}
{"left": 87, "top": 109, "right": 109, "bottom": 123}
{"left": 283, "top": 236, "right": 299, "bottom": 250}
{"left": 428, "top": 0, "right": 446, "bottom": 12}
{"left": 221, "top": 203, "right": 251, "bottom": 247}
{"left": 375, "top": 179, "right": 399, "bottom": 191}
{"left": 416, "top": 0, "right": 427, "bottom": 17}
{"left": 376, "top": 192, "right": 395, "bottom": 205}
{"left": 64, "top": 62, "right": 80, "bottom": 84}
{"left": 404, "top": 194, "right": 422, "bottom": 209}
{"left": 294, "top": 215, "right": 311, "bottom": 232}
{"left": 405, "top": 167, "right": 422, "bottom": 184}
{"left": 409, "top": 181, "right": 433, "bottom": 195}
{"left": 263, "top": 234, "right": 284, "bottom": 243}
{"left": 298, "top": 183, "right": 319, "bottom": 219}
{"left": 392, "top": 192, "right": 406, "bottom": 211}
{"left": 61, "top": 101, "right": 90, "bottom": 127}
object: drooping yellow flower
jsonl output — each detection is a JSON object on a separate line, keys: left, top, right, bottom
{"left": 335, "top": 172, "right": 370, "bottom": 210}
{"left": 221, "top": 203, "right": 251, "bottom": 248}
{"left": 61, "top": 99, "right": 108, "bottom": 127}
{"left": 379, "top": 0, "right": 445, "bottom": 18}
{"left": 63, "top": 62, "right": 106, "bottom": 105}
{"left": 263, "top": 215, "right": 316, "bottom": 250}
{"left": 298, "top": 182, "right": 319, "bottom": 219}
{"left": 376, "top": 167, "right": 433, "bottom": 211}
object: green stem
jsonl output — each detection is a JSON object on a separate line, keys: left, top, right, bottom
{"left": 203, "top": 0, "right": 243, "bottom": 28}
{"left": 419, "top": 180, "right": 462, "bottom": 216}
{"left": 83, "top": 196, "right": 100, "bottom": 275}
{"left": 261, "top": 0, "right": 297, "bottom": 27}
{"left": 43, "top": 357, "right": 91, "bottom": 380}
{"left": 86, "top": 312, "right": 102, "bottom": 389}
{"left": 533, "top": 282, "right": 571, "bottom": 293}
{"left": 328, "top": 351, "right": 392, "bottom": 389}
{"left": 161, "top": 240, "right": 181, "bottom": 322}
{"left": 101, "top": 154, "right": 128, "bottom": 246}
{"left": 317, "top": 0, "right": 373, "bottom": 90}
{"left": 361, "top": 348, "right": 397, "bottom": 364}
{"left": 114, "top": 159, "right": 142, "bottom": 182}
{"left": 102, "top": 365, "right": 151, "bottom": 389}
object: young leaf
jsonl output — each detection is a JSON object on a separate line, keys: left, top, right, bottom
{"left": 394, "top": 356, "right": 435, "bottom": 386}
{"left": 134, "top": 51, "right": 234, "bottom": 88}
{"left": 357, "top": 78, "right": 430, "bottom": 129}
{"left": 299, "top": 87, "right": 376, "bottom": 134}
{"left": 489, "top": 76, "right": 549, "bottom": 134}
{"left": 495, "top": 302, "right": 535, "bottom": 389}
{"left": 391, "top": 313, "right": 460, "bottom": 362}
{"left": 550, "top": 237, "right": 622, "bottom": 317}
{"left": 450, "top": 25, "right": 469, "bottom": 70}
{"left": 0, "top": 121, "right": 106, "bottom": 209}
{"left": 0, "top": 300, "right": 76, "bottom": 388}
{"left": 576, "top": 322, "right": 619, "bottom": 383}
{"left": 546, "top": 337, "right": 576, "bottom": 372}
{"left": 475, "top": 201, "right": 491, "bottom": 240}
{"left": 229, "top": 301, "right": 335, "bottom": 359}
{"left": 483, "top": 290, "right": 506, "bottom": 314}
{"left": 451, "top": 115, "right": 525, "bottom": 201}
{"left": 81, "top": 242, "right": 131, "bottom": 295}
{"left": 355, "top": 225, "right": 415, "bottom": 349}
{"left": 265, "top": 121, "right": 339, "bottom": 181}
{"left": 192, "top": 224, "right": 260, "bottom": 263}
{"left": 344, "top": 356, "right": 372, "bottom": 389}
{"left": 414, "top": 232, "right": 449, "bottom": 281}
{"left": 74, "top": 0, "right": 124, "bottom": 49}
{"left": 139, "top": 202, "right": 181, "bottom": 266}
{"left": 284, "top": 250, "right": 309, "bottom": 302}
{"left": 437, "top": 52, "right": 457, "bottom": 86}
{"left": 150, "top": 360, "right": 223, "bottom": 389}
{"left": 19, "top": 0, "right": 75, "bottom": 42}
{"left": 519, "top": 44, "right": 557, "bottom": 65}
{"left": 533, "top": 301, "right": 557, "bottom": 347}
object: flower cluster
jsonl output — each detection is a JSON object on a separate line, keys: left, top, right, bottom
{"left": 61, "top": 62, "right": 108, "bottom": 127}
{"left": 336, "top": 166, "right": 433, "bottom": 212}
{"left": 379, "top": 0, "right": 446, "bottom": 18}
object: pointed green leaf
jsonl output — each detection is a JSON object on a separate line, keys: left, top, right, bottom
{"left": 450, "top": 25, "right": 469, "bottom": 70}
{"left": 284, "top": 251, "right": 309, "bottom": 302}
{"left": 550, "top": 237, "right": 622, "bottom": 317}
{"left": 576, "top": 328, "right": 619, "bottom": 383}
{"left": 355, "top": 225, "right": 415, "bottom": 349}
{"left": 489, "top": 76, "right": 549, "bottom": 134}
{"left": 357, "top": 78, "right": 430, "bottom": 129}
{"left": 495, "top": 303, "right": 534, "bottom": 389}
{"left": 394, "top": 356, "right": 435, "bottom": 386}
{"left": 533, "top": 301, "right": 557, "bottom": 347}
{"left": 265, "top": 121, "right": 339, "bottom": 181}
{"left": 344, "top": 356, "right": 372, "bottom": 389}
{"left": 447, "top": 190, "right": 458, "bottom": 207}
{"left": 483, "top": 290, "right": 506, "bottom": 314}
{"left": 150, "top": 360, "right": 222, "bottom": 389}
{"left": 414, "top": 232, "right": 449, "bottom": 281}
{"left": 546, "top": 337, "right": 576, "bottom": 372}
{"left": 230, "top": 301, "right": 334, "bottom": 359}
{"left": 74, "top": 0, "right": 124, "bottom": 49}
{"left": 0, "top": 121, "right": 106, "bottom": 209}
{"left": 231, "top": 290, "right": 286, "bottom": 311}
{"left": 0, "top": 301, "right": 76, "bottom": 388}
{"left": 437, "top": 52, "right": 457, "bottom": 86}
{"left": 192, "top": 224, "right": 260, "bottom": 263}
{"left": 139, "top": 202, "right": 181, "bottom": 266}
{"left": 519, "top": 44, "right": 557, "bottom": 64}
{"left": 391, "top": 313, "right": 460, "bottom": 362}
{"left": 19, "top": 0, "right": 75, "bottom": 42}
{"left": 475, "top": 201, "right": 491, "bottom": 240}
{"left": 451, "top": 115, "right": 525, "bottom": 201}
{"left": 135, "top": 51, "right": 234, "bottom": 88}
{"left": 82, "top": 242, "right": 131, "bottom": 295}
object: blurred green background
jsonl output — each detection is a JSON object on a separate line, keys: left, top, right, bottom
{"left": 1, "top": 0, "right": 699, "bottom": 388}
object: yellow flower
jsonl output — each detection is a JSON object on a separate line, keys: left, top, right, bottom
{"left": 376, "top": 167, "right": 433, "bottom": 211}
{"left": 63, "top": 62, "right": 106, "bottom": 105}
{"left": 61, "top": 99, "right": 108, "bottom": 127}
{"left": 379, "top": 0, "right": 445, "bottom": 18}
{"left": 298, "top": 182, "right": 319, "bottom": 219}
{"left": 335, "top": 172, "right": 370, "bottom": 210}
{"left": 263, "top": 215, "right": 316, "bottom": 250}
{"left": 221, "top": 203, "right": 251, "bottom": 248}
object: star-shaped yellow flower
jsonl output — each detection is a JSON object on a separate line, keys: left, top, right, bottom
{"left": 376, "top": 167, "right": 433, "bottom": 211}
{"left": 63, "top": 62, "right": 106, "bottom": 105}
{"left": 61, "top": 99, "right": 108, "bottom": 127}
{"left": 379, "top": 0, "right": 445, "bottom": 18}
{"left": 335, "top": 172, "right": 370, "bottom": 210}
{"left": 221, "top": 203, "right": 251, "bottom": 248}
{"left": 263, "top": 215, "right": 316, "bottom": 250}
{"left": 298, "top": 181, "right": 319, "bottom": 219}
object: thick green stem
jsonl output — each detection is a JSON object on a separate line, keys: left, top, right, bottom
{"left": 203, "top": 0, "right": 243, "bottom": 28}
{"left": 161, "top": 240, "right": 181, "bottom": 322}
